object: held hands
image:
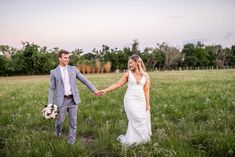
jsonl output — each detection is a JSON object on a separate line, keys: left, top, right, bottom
{"left": 99, "top": 90, "right": 105, "bottom": 95}
{"left": 93, "top": 89, "right": 106, "bottom": 96}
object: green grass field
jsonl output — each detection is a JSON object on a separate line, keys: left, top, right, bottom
{"left": 0, "top": 70, "right": 235, "bottom": 157}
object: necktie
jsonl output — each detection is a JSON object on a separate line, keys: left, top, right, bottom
{"left": 64, "top": 68, "right": 70, "bottom": 96}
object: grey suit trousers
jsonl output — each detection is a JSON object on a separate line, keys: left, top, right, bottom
{"left": 55, "top": 96, "right": 77, "bottom": 144}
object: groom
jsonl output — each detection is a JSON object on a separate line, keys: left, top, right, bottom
{"left": 48, "top": 49, "right": 101, "bottom": 144}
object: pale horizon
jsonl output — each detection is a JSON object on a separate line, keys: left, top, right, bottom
{"left": 1, "top": 0, "right": 235, "bottom": 52}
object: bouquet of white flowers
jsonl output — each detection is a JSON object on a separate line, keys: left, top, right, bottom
{"left": 42, "top": 104, "right": 58, "bottom": 119}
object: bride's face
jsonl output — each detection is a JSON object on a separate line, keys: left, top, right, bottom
{"left": 128, "top": 59, "right": 137, "bottom": 71}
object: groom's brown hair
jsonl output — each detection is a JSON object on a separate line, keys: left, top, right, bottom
{"left": 58, "top": 49, "right": 69, "bottom": 58}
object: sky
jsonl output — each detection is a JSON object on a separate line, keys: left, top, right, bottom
{"left": 1, "top": 0, "right": 235, "bottom": 52}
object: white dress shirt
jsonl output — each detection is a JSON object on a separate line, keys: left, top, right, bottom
{"left": 59, "top": 65, "right": 72, "bottom": 95}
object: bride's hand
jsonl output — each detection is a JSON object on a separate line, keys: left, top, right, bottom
{"left": 146, "top": 104, "right": 151, "bottom": 111}
{"left": 100, "top": 90, "right": 106, "bottom": 95}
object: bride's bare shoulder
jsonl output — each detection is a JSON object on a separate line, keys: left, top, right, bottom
{"left": 144, "top": 72, "right": 149, "bottom": 79}
{"left": 124, "top": 71, "right": 129, "bottom": 77}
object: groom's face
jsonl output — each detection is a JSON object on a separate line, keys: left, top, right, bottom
{"left": 59, "top": 54, "right": 69, "bottom": 66}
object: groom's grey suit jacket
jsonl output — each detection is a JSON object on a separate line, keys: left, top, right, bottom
{"left": 48, "top": 65, "right": 96, "bottom": 108}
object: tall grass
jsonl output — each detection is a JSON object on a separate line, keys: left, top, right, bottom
{"left": 95, "top": 60, "right": 101, "bottom": 73}
{"left": 103, "top": 61, "right": 112, "bottom": 73}
{"left": 0, "top": 70, "right": 235, "bottom": 157}
{"left": 77, "top": 60, "right": 112, "bottom": 74}
{"left": 85, "top": 64, "right": 92, "bottom": 74}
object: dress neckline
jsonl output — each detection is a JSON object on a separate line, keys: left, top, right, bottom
{"left": 129, "top": 71, "right": 144, "bottom": 84}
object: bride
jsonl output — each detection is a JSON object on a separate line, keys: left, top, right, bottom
{"left": 101, "top": 54, "right": 152, "bottom": 146}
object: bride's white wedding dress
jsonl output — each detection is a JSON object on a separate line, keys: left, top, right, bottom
{"left": 117, "top": 71, "right": 152, "bottom": 146}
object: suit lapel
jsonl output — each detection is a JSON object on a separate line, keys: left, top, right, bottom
{"left": 56, "top": 66, "right": 64, "bottom": 84}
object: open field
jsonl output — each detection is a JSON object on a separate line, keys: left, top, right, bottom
{"left": 0, "top": 70, "right": 235, "bottom": 157}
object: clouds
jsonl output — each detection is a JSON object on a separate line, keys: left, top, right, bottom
{"left": 222, "top": 32, "right": 234, "bottom": 40}
{"left": 167, "top": 16, "right": 185, "bottom": 20}
{"left": 0, "top": 0, "right": 235, "bottom": 52}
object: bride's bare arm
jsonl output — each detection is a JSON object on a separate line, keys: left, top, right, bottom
{"left": 102, "top": 72, "right": 128, "bottom": 93}
{"left": 144, "top": 74, "right": 150, "bottom": 111}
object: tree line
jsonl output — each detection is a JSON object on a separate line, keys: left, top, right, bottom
{"left": 0, "top": 40, "right": 235, "bottom": 76}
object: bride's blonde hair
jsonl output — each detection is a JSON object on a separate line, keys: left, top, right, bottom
{"left": 128, "top": 54, "right": 146, "bottom": 75}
